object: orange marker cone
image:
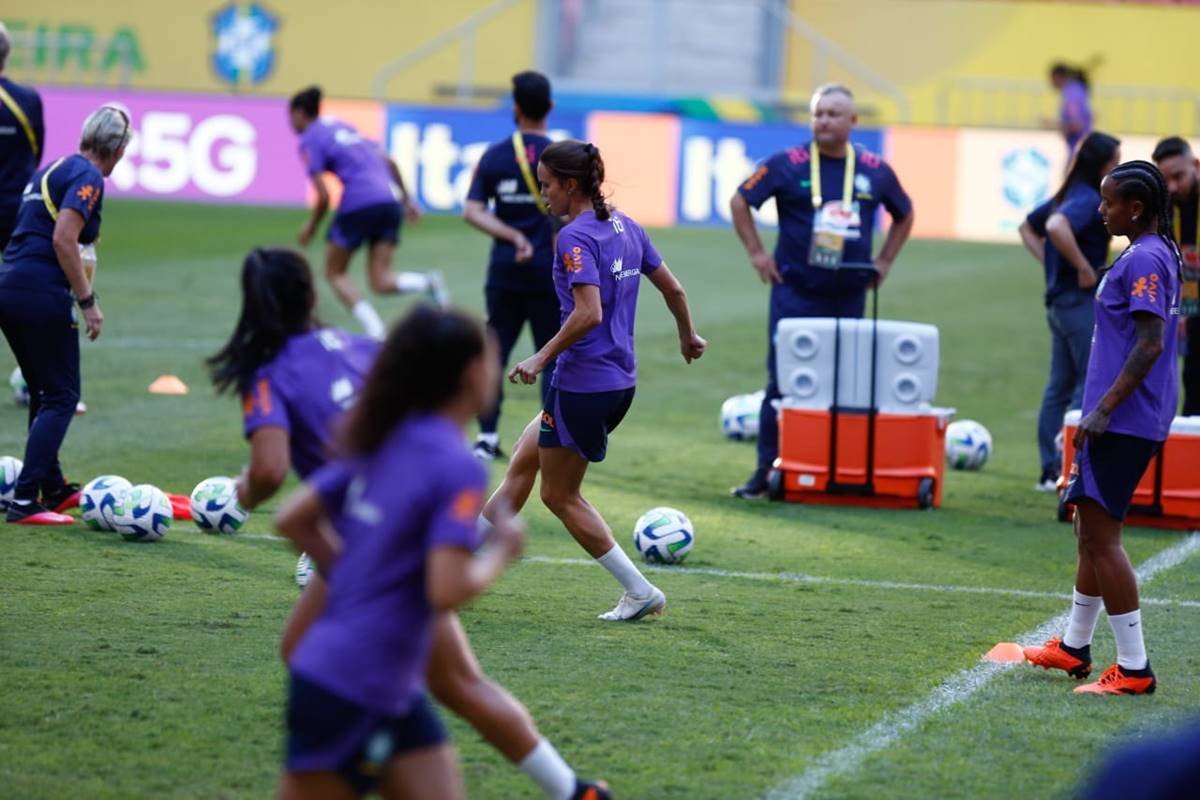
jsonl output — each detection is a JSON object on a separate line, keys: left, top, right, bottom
{"left": 168, "top": 493, "right": 192, "bottom": 521}
{"left": 149, "top": 375, "right": 189, "bottom": 395}
{"left": 983, "top": 642, "right": 1026, "bottom": 663}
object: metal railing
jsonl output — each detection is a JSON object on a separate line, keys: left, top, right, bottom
{"left": 937, "top": 78, "right": 1200, "bottom": 136}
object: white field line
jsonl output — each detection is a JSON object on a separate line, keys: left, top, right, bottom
{"left": 518, "top": 554, "right": 1200, "bottom": 610}
{"left": 764, "top": 532, "right": 1200, "bottom": 800}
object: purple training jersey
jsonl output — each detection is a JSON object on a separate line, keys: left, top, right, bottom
{"left": 552, "top": 209, "right": 662, "bottom": 392}
{"left": 1060, "top": 79, "right": 1092, "bottom": 155}
{"left": 299, "top": 118, "right": 398, "bottom": 213}
{"left": 290, "top": 414, "right": 486, "bottom": 715}
{"left": 1083, "top": 234, "right": 1181, "bottom": 441}
{"left": 242, "top": 329, "right": 379, "bottom": 479}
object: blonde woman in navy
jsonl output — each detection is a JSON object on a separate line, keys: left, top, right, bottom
{"left": 0, "top": 106, "right": 128, "bottom": 525}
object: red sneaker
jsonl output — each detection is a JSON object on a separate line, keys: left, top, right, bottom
{"left": 1074, "top": 663, "right": 1156, "bottom": 695}
{"left": 1023, "top": 636, "right": 1092, "bottom": 679}
{"left": 7, "top": 502, "right": 74, "bottom": 525}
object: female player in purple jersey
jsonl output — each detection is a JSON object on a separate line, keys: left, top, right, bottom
{"left": 273, "top": 306, "right": 525, "bottom": 799}
{"left": 288, "top": 86, "right": 446, "bottom": 340}
{"left": 486, "top": 140, "right": 707, "bottom": 622}
{"left": 208, "top": 250, "right": 612, "bottom": 800}
{"left": 1024, "top": 161, "right": 1182, "bottom": 696}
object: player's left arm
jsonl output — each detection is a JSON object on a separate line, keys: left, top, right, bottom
{"left": 298, "top": 174, "right": 330, "bottom": 247}
{"left": 646, "top": 264, "right": 706, "bottom": 363}
{"left": 873, "top": 162, "right": 914, "bottom": 287}
{"left": 238, "top": 426, "right": 291, "bottom": 510}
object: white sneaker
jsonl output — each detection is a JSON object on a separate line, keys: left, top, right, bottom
{"left": 598, "top": 587, "right": 666, "bottom": 621}
{"left": 427, "top": 271, "right": 450, "bottom": 308}
{"left": 295, "top": 553, "right": 314, "bottom": 588}
{"left": 75, "top": 401, "right": 88, "bottom": 415}
{"left": 1034, "top": 475, "right": 1058, "bottom": 492}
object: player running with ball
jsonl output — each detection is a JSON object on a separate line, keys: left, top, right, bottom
{"left": 485, "top": 140, "right": 707, "bottom": 621}
{"left": 1024, "top": 161, "right": 1182, "bottom": 695}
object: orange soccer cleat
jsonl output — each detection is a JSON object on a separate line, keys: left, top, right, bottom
{"left": 1023, "top": 636, "right": 1092, "bottom": 679}
{"left": 1074, "top": 663, "right": 1157, "bottom": 695}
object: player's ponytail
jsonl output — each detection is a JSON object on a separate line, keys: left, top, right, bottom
{"left": 208, "top": 248, "right": 318, "bottom": 396}
{"left": 289, "top": 86, "right": 322, "bottom": 119}
{"left": 540, "top": 139, "right": 610, "bottom": 220}
{"left": 339, "top": 306, "right": 487, "bottom": 455}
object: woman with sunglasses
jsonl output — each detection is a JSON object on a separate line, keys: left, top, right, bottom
{"left": 0, "top": 105, "right": 130, "bottom": 524}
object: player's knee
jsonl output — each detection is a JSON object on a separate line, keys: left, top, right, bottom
{"left": 539, "top": 483, "right": 573, "bottom": 516}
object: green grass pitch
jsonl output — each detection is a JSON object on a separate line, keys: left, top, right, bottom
{"left": 1, "top": 202, "right": 1197, "bottom": 799}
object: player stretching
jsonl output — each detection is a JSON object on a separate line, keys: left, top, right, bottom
{"left": 288, "top": 86, "right": 445, "bottom": 339}
{"left": 208, "top": 249, "right": 611, "bottom": 799}
{"left": 485, "top": 140, "right": 706, "bottom": 621}
{"left": 1024, "top": 162, "right": 1182, "bottom": 695}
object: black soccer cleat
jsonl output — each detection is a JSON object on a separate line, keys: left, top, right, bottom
{"left": 730, "top": 468, "right": 769, "bottom": 500}
{"left": 571, "top": 779, "right": 613, "bottom": 800}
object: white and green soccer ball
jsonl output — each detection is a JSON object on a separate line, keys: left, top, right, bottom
{"left": 9, "top": 367, "right": 28, "bottom": 407}
{"left": 189, "top": 476, "right": 248, "bottom": 534}
{"left": 0, "top": 455, "right": 23, "bottom": 510}
{"left": 80, "top": 475, "right": 133, "bottom": 531}
{"left": 633, "top": 506, "right": 695, "bottom": 564}
{"left": 946, "top": 419, "right": 992, "bottom": 471}
{"left": 295, "top": 553, "right": 314, "bottom": 588}
{"left": 720, "top": 390, "right": 764, "bottom": 441}
{"left": 111, "top": 484, "right": 172, "bottom": 542}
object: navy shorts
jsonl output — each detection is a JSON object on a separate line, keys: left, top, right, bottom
{"left": 328, "top": 202, "right": 403, "bottom": 251}
{"left": 285, "top": 673, "right": 446, "bottom": 796}
{"left": 1064, "top": 431, "right": 1162, "bottom": 521}
{"left": 539, "top": 385, "right": 635, "bottom": 462}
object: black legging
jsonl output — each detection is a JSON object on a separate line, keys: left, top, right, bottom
{"left": 0, "top": 285, "right": 80, "bottom": 500}
{"left": 478, "top": 285, "right": 560, "bottom": 434}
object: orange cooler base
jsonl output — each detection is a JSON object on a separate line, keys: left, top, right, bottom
{"left": 774, "top": 407, "right": 950, "bottom": 509}
{"left": 1059, "top": 422, "right": 1200, "bottom": 530}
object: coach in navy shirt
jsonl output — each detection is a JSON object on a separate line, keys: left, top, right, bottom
{"left": 0, "top": 106, "right": 129, "bottom": 525}
{"left": 0, "top": 23, "right": 45, "bottom": 252}
{"left": 729, "top": 84, "right": 914, "bottom": 499}
{"left": 463, "top": 71, "right": 560, "bottom": 461}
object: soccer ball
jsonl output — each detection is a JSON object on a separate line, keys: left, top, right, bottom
{"left": 80, "top": 475, "right": 132, "bottom": 531}
{"left": 0, "top": 455, "right": 23, "bottom": 510}
{"left": 189, "top": 476, "right": 248, "bottom": 534}
{"left": 295, "top": 553, "right": 314, "bottom": 588}
{"left": 633, "top": 506, "right": 695, "bottom": 564}
{"left": 9, "top": 367, "right": 28, "bottom": 407}
{"left": 720, "top": 390, "right": 764, "bottom": 440}
{"left": 111, "top": 484, "right": 172, "bottom": 542}
{"left": 946, "top": 420, "right": 992, "bottom": 471}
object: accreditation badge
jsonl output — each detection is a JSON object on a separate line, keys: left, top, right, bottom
{"left": 808, "top": 201, "right": 861, "bottom": 269}
{"left": 1183, "top": 245, "right": 1200, "bottom": 317}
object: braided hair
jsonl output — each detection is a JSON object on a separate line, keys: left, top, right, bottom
{"left": 539, "top": 139, "right": 610, "bottom": 220}
{"left": 1107, "top": 160, "right": 1184, "bottom": 277}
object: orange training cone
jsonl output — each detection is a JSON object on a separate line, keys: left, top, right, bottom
{"left": 983, "top": 642, "right": 1026, "bottom": 663}
{"left": 149, "top": 375, "right": 189, "bottom": 395}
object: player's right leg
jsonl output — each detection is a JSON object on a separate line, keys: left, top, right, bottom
{"left": 475, "top": 286, "right": 526, "bottom": 460}
{"left": 379, "top": 742, "right": 463, "bottom": 800}
{"left": 481, "top": 412, "right": 542, "bottom": 522}
{"left": 426, "top": 613, "right": 607, "bottom": 799}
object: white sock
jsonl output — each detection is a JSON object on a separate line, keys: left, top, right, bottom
{"left": 477, "top": 432, "right": 500, "bottom": 447}
{"left": 476, "top": 515, "right": 494, "bottom": 538}
{"left": 351, "top": 300, "right": 386, "bottom": 340}
{"left": 1062, "top": 588, "right": 1103, "bottom": 649}
{"left": 394, "top": 272, "right": 430, "bottom": 293}
{"left": 518, "top": 738, "right": 576, "bottom": 800}
{"left": 1108, "top": 609, "right": 1148, "bottom": 670}
{"left": 597, "top": 544, "right": 654, "bottom": 597}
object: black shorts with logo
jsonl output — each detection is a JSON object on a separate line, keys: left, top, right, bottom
{"left": 539, "top": 385, "right": 635, "bottom": 462}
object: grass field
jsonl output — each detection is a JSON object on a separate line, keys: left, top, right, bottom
{"left": 1, "top": 202, "right": 1197, "bottom": 799}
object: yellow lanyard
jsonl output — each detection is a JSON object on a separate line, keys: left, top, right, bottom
{"left": 40, "top": 158, "right": 66, "bottom": 221}
{"left": 0, "top": 82, "right": 39, "bottom": 158}
{"left": 1172, "top": 197, "right": 1200, "bottom": 248}
{"left": 810, "top": 142, "right": 856, "bottom": 210}
{"left": 511, "top": 131, "right": 549, "bottom": 215}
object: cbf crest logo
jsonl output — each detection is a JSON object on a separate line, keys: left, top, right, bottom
{"left": 1001, "top": 147, "right": 1051, "bottom": 210}
{"left": 211, "top": 3, "right": 280, "bottom": 86}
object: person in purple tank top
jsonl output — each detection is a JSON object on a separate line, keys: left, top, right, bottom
{"left": 1024, "top": 161, "right": 1182, "bottom": 697}
{"left": 272, "top": 306, "right": 526, "bottom": 799}
{"left": 289, "top": 86, "right": 447, "bottom": 341}
{"left": 208, "top": 250, "right": 614, "bottom": 800}
{"left": 485, "top": 140, "right": 707, "bottom": 622}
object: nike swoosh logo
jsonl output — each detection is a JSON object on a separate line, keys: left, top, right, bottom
{"left": 1128, "top": 621, "right": 1140, "bottom": 627}
{"left": 1074, "top": 602, "right": 1090, "bottom": 606}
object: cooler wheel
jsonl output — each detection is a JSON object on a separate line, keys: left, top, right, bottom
{"left": 916, "top": 477, "right": 935, "bottom": 510}
{"left": 767, "top": 469, "right": 784, "bottom": 502}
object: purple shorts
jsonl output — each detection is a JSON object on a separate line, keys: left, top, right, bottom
{"left": 538, "top": 385, "right": 635, "bottom": 462}
{"left": 285, "top": 673, "right": 445, "bottom": 796}
{"left": 328, "top": 201, "right": 402, "bottom": 251}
